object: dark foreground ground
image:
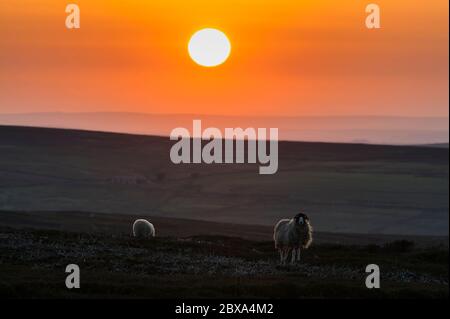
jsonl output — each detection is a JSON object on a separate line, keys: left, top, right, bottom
{"left": 1, "top": 210, "right": 448, "bottom": 246}
{"left": 0, "top": 225, "right": 448, "bottom": 299}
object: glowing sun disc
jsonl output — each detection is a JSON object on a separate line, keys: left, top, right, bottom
{"left": 188, "top": 28, "right": 231, "bottom": 67}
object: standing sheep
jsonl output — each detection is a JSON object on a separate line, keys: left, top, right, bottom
{"left": 273, "top": 213, "right": 313, "bottom": 265}
{"left": 132, "top": 219, "right": 156, "bottom": 238}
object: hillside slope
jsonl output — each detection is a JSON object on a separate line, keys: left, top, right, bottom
{"left": 0, "top": 125, "right": 448, "bottom": 235}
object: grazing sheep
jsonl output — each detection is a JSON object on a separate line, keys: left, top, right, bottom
{"left": 273, "top": 213, "right": 313, "bottom": 265}
{"left": 132, "top": 219, "right": 156, "bottom": 238}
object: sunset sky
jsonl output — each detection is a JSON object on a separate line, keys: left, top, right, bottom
{"left": 0, "top": 0, "right": 448, "bottom": 117}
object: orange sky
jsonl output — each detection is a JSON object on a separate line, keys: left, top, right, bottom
{"left": 0, "top": 0, "right": 448, "bottom": 116}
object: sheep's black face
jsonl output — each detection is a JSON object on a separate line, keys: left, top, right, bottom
{"left": 294, "top": 213, "right": 309, "bottom": 226}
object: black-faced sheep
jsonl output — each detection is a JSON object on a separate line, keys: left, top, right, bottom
{"left": 132, "top": 219, "right": 156, "bottom": 238}
{"left": 273, "top": 213, "right": 313, "bottom": 265}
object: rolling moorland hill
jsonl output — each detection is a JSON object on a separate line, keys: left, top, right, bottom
{"left": 0, "top": 125, "right": 448, "bottom": 236}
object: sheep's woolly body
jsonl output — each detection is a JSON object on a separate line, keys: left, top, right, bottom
{"left": 273, "top": 216, "right": 313, "bottom": 264}
{"left": 301, "top": 222, "right": 313, "bottom": 248}
{"left": 132, "top": 219, "right": 155, "bottom": 238}
{"left": 274, "top": 219, "right": 312, "bottom": 249}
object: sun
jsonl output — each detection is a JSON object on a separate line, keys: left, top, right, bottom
{"left": 188, "top": 28, "right": 231, "bottom": 67}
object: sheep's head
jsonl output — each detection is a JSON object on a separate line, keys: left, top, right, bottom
{"left": 294, "top": 212, "right": 309, "bottom": 226}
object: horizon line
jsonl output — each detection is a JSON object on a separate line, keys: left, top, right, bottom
{"left": 0, "top": 124, "right": 448, "bottom": 147}
{"left": 0, "top": 111, "right": 449, "bottom": 119}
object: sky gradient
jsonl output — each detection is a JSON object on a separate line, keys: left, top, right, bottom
{"left": 0, "top": 0, "right": 448, "bottom": 117}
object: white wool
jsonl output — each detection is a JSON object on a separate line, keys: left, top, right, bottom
{"left": 273, "top": 216, "right": 313, "bottom": 265}
{"left": 132, "top": 219, "right": 156, "bottom": 238}
{"left": 273, "top": 219, "right": 291, "bottom": 249}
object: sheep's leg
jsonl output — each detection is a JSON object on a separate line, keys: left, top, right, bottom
{"left": 282, "top": 248, "right": 288, "bottom": 265}
{"left": 283, "top": 247, "right": 290, "bottom": 265}
{"left": 296, "top": 248, "right": 301, "bottom": 262}
{"left": 280, "top": 248, "right": 285, "bottom": 265}
{"left": 291, "top": 248, "right": 296, "bottom": 264}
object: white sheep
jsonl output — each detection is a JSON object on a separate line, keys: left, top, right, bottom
{"left": 132, "top": 219, "right": 156, "bottom": 238}
{"left": 273, "top": 213, "right": 313, "bottom": 265}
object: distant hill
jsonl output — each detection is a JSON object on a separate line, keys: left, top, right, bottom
{"left": 0, "top": 125, "right": 448, "bottom": 236}
{"left": 0, "top": 112, "right": 448, "bottom": 145}
{"left": 414, "top": 143, "right": 449, "bottom": 149}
